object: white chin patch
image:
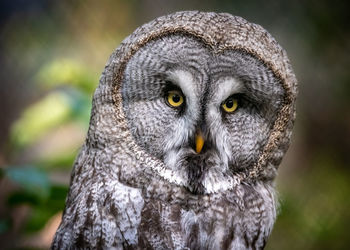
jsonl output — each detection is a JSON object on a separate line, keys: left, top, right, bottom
{"left": 161, "top": 149, "right": 240, "bottom": 194}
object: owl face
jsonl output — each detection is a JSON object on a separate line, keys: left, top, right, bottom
{"left": 122, "top": 34, "right": 285, "bottom": 194}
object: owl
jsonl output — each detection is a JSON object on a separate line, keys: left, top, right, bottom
{"left": 52, "top": 11, "right": 297, "bottom": 249}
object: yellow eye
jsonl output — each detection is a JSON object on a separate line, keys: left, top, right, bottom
{"left": 167, "top": 90, "right": 184, "bottom": 107}
{"left": 222, "top": 97, "right": 238, "bottom": 113}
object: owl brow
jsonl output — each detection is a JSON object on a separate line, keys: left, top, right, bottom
{"left": 213, "top": 77, "right": 245, "bottom": 103}
{"left": 168, "top": 70, "right": 197, "bottom": 98}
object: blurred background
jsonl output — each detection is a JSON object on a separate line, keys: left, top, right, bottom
{"left": 0, "top": 0, "right": 349, "bottom": 249}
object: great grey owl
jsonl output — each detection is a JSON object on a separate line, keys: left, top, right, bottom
{"left": 52, "top": 11, "right": 297, "bottom": 249}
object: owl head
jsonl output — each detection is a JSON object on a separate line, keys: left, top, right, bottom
{"left": 88, "top": 11, "right": 297, "bottom": 194}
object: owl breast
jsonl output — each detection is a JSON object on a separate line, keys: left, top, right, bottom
{"left": 136, "top": 180, "right": 276, "bottom": 249}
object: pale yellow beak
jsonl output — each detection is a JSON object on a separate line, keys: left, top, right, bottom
{"left": 195, "top": 131, "right": 205, "bottom": 154}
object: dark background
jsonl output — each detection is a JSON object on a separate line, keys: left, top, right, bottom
{"left": 0, "top": 0, "right": 349, "bottom": 249}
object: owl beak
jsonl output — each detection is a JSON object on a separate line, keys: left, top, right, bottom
{"left": 195, "top": 131, "right": 205, "bottom": 154}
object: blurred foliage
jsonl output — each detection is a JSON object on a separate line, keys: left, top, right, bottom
{"left": 11, "top": 58, "right": 95, "bottom": 149}
{"left": 36, "top": 59, "right": 98, "bottom": 94}
{"left": 11, "top": 91, "right": 72, "bottom": 148}
{"left": 7, "top": 60, "right": 94, "bottom": 193}
{"left": 1, "top": 166, "right": 68, "bottom": 234}
{"left": 11, "top": 88, "right": 92, "bottom": 149}
{"left": 268, "top": 156, "right": 350, "bottom": 250}
{"left": 2, "top": 55, "right": 97, "bottom": 239}
{"left": 23, "top": 185, "right": 68, "bottom": 232}
{"left": 2, "top": 31, "right": 97, "bottom": 246}
{"left": 4, "top": 166, "right": 50, "bottom": 199}
{"left": 0, "top": 0, "right": 349, "bottom": 249}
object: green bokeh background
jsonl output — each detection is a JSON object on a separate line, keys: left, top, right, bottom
{"left": 0, "top": 0, "right": 349, "bottom": 249}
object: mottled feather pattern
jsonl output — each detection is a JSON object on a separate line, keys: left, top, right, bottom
{"left": 52, "top": 11, "right": 297, "bottom": 249}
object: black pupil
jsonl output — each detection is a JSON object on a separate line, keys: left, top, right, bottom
{"left": 172, "top": 94, "right": 180, "bottom": 103}
{"left": 226, "top": 99, "right": 234, "bottom": 108}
